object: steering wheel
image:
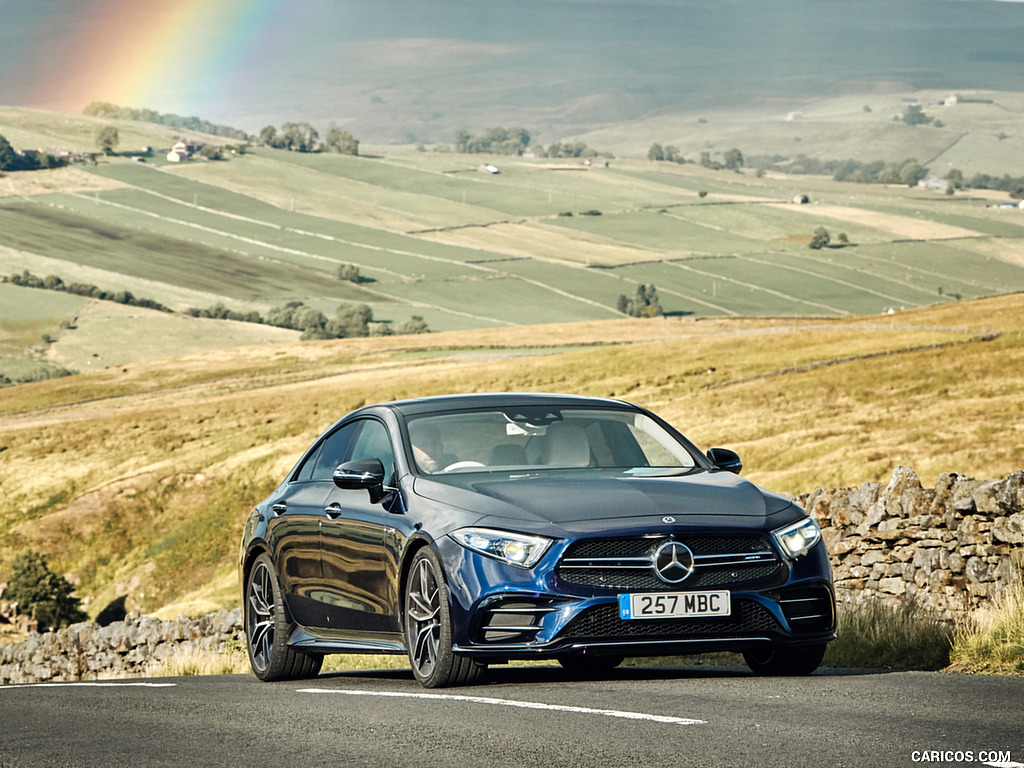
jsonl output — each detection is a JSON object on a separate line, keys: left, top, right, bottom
{"left": 443, "top": 461, "right": 485, "bottom": 472}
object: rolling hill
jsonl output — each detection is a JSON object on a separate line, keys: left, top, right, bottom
{"left": 4, "top": 105, "right": 1024, "bottom": 385}
{"left": 1, "top": 106, "right": 1023, "bottom": 623}
{"left": 0, "top": 293, "right": 1021, "bottom": 622}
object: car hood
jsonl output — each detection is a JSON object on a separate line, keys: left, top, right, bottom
{"left": 412, "top": 470, "right": 793, "bottom": 528}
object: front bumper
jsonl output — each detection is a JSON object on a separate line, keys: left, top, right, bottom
{"left": 438, "top": 532, "right": 836, "bottom": 661}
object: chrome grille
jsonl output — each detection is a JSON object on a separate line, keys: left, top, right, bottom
{"left": 556, "top": 534, "right": 783, "bottom": 591}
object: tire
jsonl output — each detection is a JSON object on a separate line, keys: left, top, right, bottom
{"left": 404, "top": 548, "right": 483, "bottom": 688}
{"left": 743, "top": 643, "right": 826, "bottom": 676}
{"left": 244, "top": 552, "right": 322, "bottom": 681}
{"left": 558, "top": 654, "right": 625, "bottom": 674}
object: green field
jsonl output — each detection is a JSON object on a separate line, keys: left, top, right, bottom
{"left": 3, "top": 106, "right": 1024, "bottom": 371}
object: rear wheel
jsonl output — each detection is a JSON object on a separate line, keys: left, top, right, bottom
{"left": 404, "top": 548, "right": 483, "bottom": 688}
{"left": 743, "top": 643, "right": 826, "bottom": 676}
{"left": 244, "top": 552, "right": 322, "bottom": 681}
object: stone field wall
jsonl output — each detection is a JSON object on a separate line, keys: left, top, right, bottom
{"left": 0, "top": 609, "right": 243, "bottom": 685}
{"left": 1, "top": 466, "right": 1021, "bottom": 684}
{"left": 800, "top": 466, "right": 1023, "bottom": 618}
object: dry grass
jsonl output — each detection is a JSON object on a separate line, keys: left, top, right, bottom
{"left": 0, "top": 294, "right": 1022, "bottom": 618}
{"left": 768, "top": 203, "right": 986, "bottom": 241}
{"left": 151, "top": 643, "right": 251, "bottom": 677}
{"left": 824, "top": 598, "right": 955, "bottom": 671}
{"left": 949, "top": 571, "right": 1024, "bottom": 676}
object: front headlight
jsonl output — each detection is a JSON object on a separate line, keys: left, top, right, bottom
{"left": 450, "top": 527, "right": 553, "bottom": 569}
{"left": 772, "top": 518, "right": 821, "bottom": 560}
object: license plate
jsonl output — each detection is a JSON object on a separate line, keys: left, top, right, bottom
{"left": 619, "top": 591, "right": 731, "bottom": 620}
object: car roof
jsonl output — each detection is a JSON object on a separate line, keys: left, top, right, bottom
{"left": 371, "top": 392, "right": 637, "bottom": 418}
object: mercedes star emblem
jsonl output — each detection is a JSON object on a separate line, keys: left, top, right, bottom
{"left": 653, "top": 541, "right": 695, "bottom": 584}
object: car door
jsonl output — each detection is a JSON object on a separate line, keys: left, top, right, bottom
{"left": 318, "top": 417, "right": 399, "bottom": 636}
{"left": 267, "top": 422, "right": 357, "bottom": 630}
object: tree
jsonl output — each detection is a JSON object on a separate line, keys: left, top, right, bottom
{"left": 324, "top": 128, "right": 359, "bottom": 156}
{"left": 723, "top": 148, "right": 744, "bottom": 170}
{"left": 902, "top": 104, "right": 930, "bottom": 126}
{"left": 0, "top": 134, "right": 17, "bottom": 171}
{"left": 2, "top": 550, "right": 87, "bottom": 630}
{"left": 899, "top": 160, "right": 927, "bottom": 187}
{"left": 664, "top": 145, "right": 683, "bottom": 164}
{"left": 337, "top": 264, "right": 362, "bottom": 283}
{"left": 546, "top": 140, "right": 597, "bottom": 159}
{"left": 453, "top": 127, "right": 531, "bottom": 156}
{"left": 647, "top": 143, "right": 665, "bottom": 162}
{"left": 258, "top": 125, "right": 280, "bottom": 147}
{"left": 809, "top": 227, "right": 831, "bottom": 250}
{"left": 96, "top": 126, "right": 119, "bottom": 155}
{"left": 329, "top": 303, "right": 373, "bottom": 337}
{"left": 700, "top": 151, "right": 722, "bottom": 170}
{"left": 396, "top": 315, "right": 430, "bottom": 334}
{"left": 281, "top": 122, "right": 318, "bottom": 152}
{"left": 616, "top": 283, "right": 664, "bottom": 317}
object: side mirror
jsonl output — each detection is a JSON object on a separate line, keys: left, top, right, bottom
{"left": 706, "top": 447, "right": 742, "bottom": 475}
{"left": 333, "top": 458, "right": 385, "bottom": 491}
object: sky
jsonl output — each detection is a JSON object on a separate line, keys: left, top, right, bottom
{"left": 2, "top": 0, "right": 1023, "bottom": 142}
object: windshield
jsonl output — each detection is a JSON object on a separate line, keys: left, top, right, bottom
{"left": 406, "top": 406, "right": 698, "bottom": 476}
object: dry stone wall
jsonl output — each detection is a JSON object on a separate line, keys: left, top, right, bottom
{"left": 800, "top": 467, "right": 1024, "bottom": 618}
{"left": 0, "top": 608, "right": 243, "bottom": 685}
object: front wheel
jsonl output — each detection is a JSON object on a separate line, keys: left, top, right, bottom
{"left": 244, "top": 552, "right": 322, "bottom": 681}
{"left": 743, "top": 643, "right": 826, "bottom": 676}
{"left": 404, "top": 548, "right": 483, "bottom": 688}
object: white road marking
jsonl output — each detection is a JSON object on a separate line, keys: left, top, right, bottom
{"left": 0, "top": 682, "right": 177, "bottom": 690}
{"left": 298, "top": 687, "right": 705, "bottom": 725}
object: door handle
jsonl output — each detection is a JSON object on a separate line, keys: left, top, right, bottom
{"left": 271, "top": 503, "right": 287, "bottom": 516}
{"left": 324, "top": 503, "right": 343, "bottom": 519}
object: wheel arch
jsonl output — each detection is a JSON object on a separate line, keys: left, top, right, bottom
{"left": 241, "top": 543, "right": 298, "bottom": 627}
{"left": 241, "top": 541, "right": 271, "bottom": 586}
{"left": 396, "top": 534, "right": 443, "bottom": 627}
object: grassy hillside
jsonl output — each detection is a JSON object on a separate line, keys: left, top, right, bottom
{"left": 575, "top": 90, "right": 1024, "bottom": 177}
{"left": 0, "top": 294, "right": 1021, "bottom": 622}
{"left": 4, "top": 106, "right": 1024, "bottom": 378}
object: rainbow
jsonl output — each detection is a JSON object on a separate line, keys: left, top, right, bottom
{"left": 28, "top": 0, "right": 296, "bottom": 120}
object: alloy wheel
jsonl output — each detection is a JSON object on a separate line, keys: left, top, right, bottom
{"left": 245, "top": 560, "right": 275, "bottom": 674}
{"left": 406, "top": 556, "right": 441, "bottom": 678}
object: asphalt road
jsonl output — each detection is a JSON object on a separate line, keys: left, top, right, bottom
{"left": 1, "top": 665, "right": 1022, "bottom": 768}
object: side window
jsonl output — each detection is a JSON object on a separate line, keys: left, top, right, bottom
{"left": 292, "top": 442, "right": 323, "bottom": 482}
{"left": 311, "top": 422, "right": 358, "bottom": 481}
{"left": 349, "top": 420, "right": 397, "bottom": 486}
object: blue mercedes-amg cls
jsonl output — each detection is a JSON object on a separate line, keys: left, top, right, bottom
{"left": 239, "top": 393, "right": 835, "bottom": 687}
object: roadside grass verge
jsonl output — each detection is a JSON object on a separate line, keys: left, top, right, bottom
{"left": 823, "top": 597, "right": 955, "bottom": 671}
{"left": 949, "top": 575, "right": 1024, "bottom": 676}
{"left": 152, "top": 643, "right": 251, "bottom": 677}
